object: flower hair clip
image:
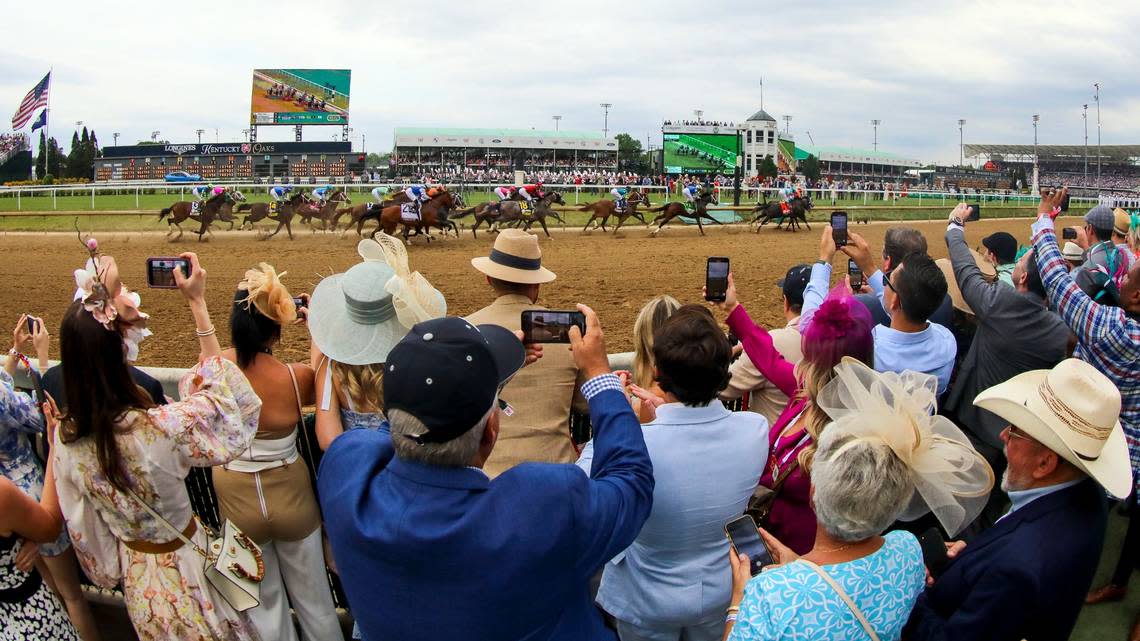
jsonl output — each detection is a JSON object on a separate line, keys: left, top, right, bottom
{"left": 72, "top": 235, "right": 118, "bottom": 330}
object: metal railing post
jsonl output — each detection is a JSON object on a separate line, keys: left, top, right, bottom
{"left": 136, "top": 187, "right": 140, "bottom": 209}
{"left": 16, "top": 190, "right": 19, "bottom": 211}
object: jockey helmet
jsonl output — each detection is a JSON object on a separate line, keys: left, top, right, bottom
{"left": 427, "top": 187, "right": 440, "bottom": 198}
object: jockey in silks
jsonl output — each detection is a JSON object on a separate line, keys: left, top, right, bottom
{"left": 681, "top": 182, "right": 702, "bottom": 211}
{"left": 492, "top": 185, "right": 516, "bottom": 212}
{"left": 779, "top": 184, "right": 802, "bottom": 215}
{"left": 517, "top": 182, "right": 544, "bottom": 214}
{"left": 403, "top": 184, "right": 432, "bottom": 220}
{"left": 611, "top": 186, "right": 630, "bottom": 212}
{"left": 311, "top": 184, "right": 334, "bottom": 207}
{"left": 268, "top": 184, "right": 292, "bottom": 212}
{"left": 191, "top": 184, "right": 212, "bottom": 201}
{"left": 371, "top": 186, "right": 392, "bottom": 206}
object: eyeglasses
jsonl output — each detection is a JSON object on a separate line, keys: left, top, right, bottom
{"left": 883, "top": 268, "right": 898, "bottom": 294}
{"left": 1006, "top": 425, "right": 1035, "bottom": 443}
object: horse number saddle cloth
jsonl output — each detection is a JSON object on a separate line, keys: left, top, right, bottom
{"left": 520, "top": 201, "right": 534, "bottom": 218}
{"left": 270, "top": 201, "right": 280, "bottom": 214}
{"left": 365, "top": 202, "right": 378, "bottom": 212}
{"left": 400, "top": 202, "right": 421, "bottom": 222}
{"left": 190, "top": 201, "right": 201, "bottom": 215}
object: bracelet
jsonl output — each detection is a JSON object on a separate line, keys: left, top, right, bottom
{"left": 194, "top": 326, "right": 216, "bottom": 338}
{"left": 726, "top": 614, "right": 738, "bottom": 624}
{"left": 726, "top": 605, "right": 740, "bottom": 615}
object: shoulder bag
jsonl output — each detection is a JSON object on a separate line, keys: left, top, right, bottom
{"left": 800, "top": 559, "right": 881, "bottom": 641}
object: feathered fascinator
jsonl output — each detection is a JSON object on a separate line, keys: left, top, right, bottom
{"left": 238, "top": 263, "right": 297, "bottom": 325}
{"left": 801, "top": 283, "right": 875, "bottom": 370}
{"left": 357, "top": 233, "right": 446, "bottom": 328}
{"left": 818, "top": 357, "right": 995, "bottom": 536}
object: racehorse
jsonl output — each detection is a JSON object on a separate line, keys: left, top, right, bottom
{"left": 237, "top": 192, "right": 308, "bottom": 240}
{"left": 646, "top": 191, "right": 721, "bottom": 236}
{"left": 449, "top": 201, "right": 502, "bottom": 239}
{"left": 750, "top": 196, "right": 813, "bottom": 232}
{"left": 335, "top": 192, "right": 408, "bottom": 237}
{"left": 304, "top": 190, "right": 352, "bottom": 231}
{"left": 158, "top": 191, "right": 235, "bottom": 241}
{"left": 210, "top": 190, "right": 246, "bottom": 232}
{"left": 376, "top": 191, "right": 462, "bottom": 242}
{"left": 494, "top": 191, "right": 566, "bottom": 238}
{"left": 580, "top": 191, "right": 652, "bottom": 233}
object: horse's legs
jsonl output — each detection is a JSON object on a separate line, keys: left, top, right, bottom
{"left": 538, "top": 218, "right": 552, "bottom": 238}
{"left": 613, "top": 215, "right": 627, "bottom": 234}
{"left": 696, "top": 217, "right": 706, "bottom": 236}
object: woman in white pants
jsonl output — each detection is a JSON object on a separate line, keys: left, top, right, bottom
{"left": 214, "top": 265, "right": 342, "bottom": 641}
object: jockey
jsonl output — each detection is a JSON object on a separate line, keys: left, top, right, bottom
{"left": 681, "top": 182, "right": 702, "bottom": 207}
{"left": 611, "top": 186, "right": 629, "bottom": 212}
{"left": 191, "top": 185, "right": 212, "bottom": 201}
{"left": 518, "top": 182, "right": 544, "bottom": 211}
{"left": 493, "top": 185, "right": 516, "bottom": 202}
{"left": 269, "top": 184, "right": 292, "bottom": 202}
{"left": 312, "top": 184, "right": 334, "bottom": 206}
{"left": 370, "top": 186, "right": 391, "bottom": 205}
{"left": 780, "top": 183, "right": 799, "bottom": 214}
{"left": 403, "top": 184, "right": 431, "bottom": 220}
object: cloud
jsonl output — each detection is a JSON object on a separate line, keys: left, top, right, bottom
{"left": 3, "top": 0, "right": 1138, "bottom": 164}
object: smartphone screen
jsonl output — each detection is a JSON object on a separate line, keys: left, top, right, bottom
{"left": 25, "top": 316, "right": 37, "bottom": 335}
{"left": 292, "top": 296, "right": 306, "bottom": 308}
{"left": 146, "top": 257, "right": 191, "bottom": 289}
{"left": 967, "top": 203, "right": 981, "bottom": 221}
{"left": 520, "top": 310, "right": 586, "bottom": 343}
{"left": 848, "top": 258, "right": 863, "bottom": 289}
{"left": 725, "top": 515, "right": 774, "bottom": 576}
{"left": 830, "top": 212, "right": 848, "bottom": 247}
{"left": 918, "top": 527, "right": 949, "bottom": 579}
{"left": 1062, "top": 227, "right": 1078, "bottom": 240}
{"left": 705, "top": 257, "right": 730, "bottom": 302}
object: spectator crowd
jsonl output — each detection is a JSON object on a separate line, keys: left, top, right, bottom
{"left": 4, "top": 188, "right": 1140, "bottom": 641}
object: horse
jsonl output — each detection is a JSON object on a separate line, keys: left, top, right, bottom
{"left": 580, "top": 191, "right": 652, "bottom": 233}
{"left": 210, "top": 190, "right": 246, "bottom": 231}
{"left": 376, "top": 191, "right": 462, "bottom": 242}
{"left": 305, "top": 190, "right": 352, "bottom": 231}
{"left": 491, "top": 191, "right": 566, "bottom": 238}
{"left": 158, "top": 191, "right": 232, "bottom": 241}
{"left": 750, "top": 197, "right": 813, "bottom": 232}
{"left": 449, "top": 201, "right": 503, "bottom": 239}
{"left": 237, "top": 192, "right": 308, "bottom": 240}
{"left": 335, "top": 193, "right": 407, "bottom": 237}
{"left": 646, "top": 191, "right": 721, "bottom": 236}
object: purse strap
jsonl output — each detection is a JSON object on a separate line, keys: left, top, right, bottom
{"left": 799, "top": 559, "right": 881, "bottom": 641}
{"left": 124, "top": 487, "right": 209, "bottom": 560}
{"left": 285, "top": 363, "right": 315, "bottom": 455}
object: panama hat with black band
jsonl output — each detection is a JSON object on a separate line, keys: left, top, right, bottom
{"left": 471, "top": 229, "right": 556, "bottom": 284}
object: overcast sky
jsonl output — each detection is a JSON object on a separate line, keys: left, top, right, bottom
{"left": 4, "top": 0, "right": 1138, "bottom": 164}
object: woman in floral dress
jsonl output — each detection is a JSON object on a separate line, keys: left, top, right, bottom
{"left": 51, "top": 251, "right": 263, "bottom": 641}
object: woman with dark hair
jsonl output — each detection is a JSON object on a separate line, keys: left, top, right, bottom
{"left": 51, "top": 250, "right": 262, "bottom": 641}
{"left": 214, "top": 264, "right": 341, "bottom": 641}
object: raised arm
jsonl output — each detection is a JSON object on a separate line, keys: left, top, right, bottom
{"left": 946, "top": 207, "right": 1001, "bottom": 318}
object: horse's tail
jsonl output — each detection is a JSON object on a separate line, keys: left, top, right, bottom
{"left": 236, "top": 203, "right": 252, "bottom": 212}
{"left": 647, "top": 204, "right": 669, "bottom": 213}
{"left": 578, "top": 202, "right": 597, "bottom": 211}
{"left": 159, "top": 207, "right": 172, "bottom": 221}
{"left": 450, "top": 207, "right": 476, "bottom": 220}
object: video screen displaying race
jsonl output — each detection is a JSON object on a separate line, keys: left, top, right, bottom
{"left": 663, "top": 132, "right": 739, "bottom": 174}
{"left": 250, "top": 69, "right": 351, "bottom": 125}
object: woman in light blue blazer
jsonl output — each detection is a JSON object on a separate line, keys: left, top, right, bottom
{"left": 578, "top": 305, "right": 769, "bottom": 641}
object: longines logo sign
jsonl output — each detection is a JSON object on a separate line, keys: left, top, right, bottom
{"left": 165, "top": 144, "right": 197, "bottom": 155}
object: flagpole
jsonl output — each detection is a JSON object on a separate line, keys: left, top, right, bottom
{"left": 44, "top": 68, "right": 51, "bottom": 181}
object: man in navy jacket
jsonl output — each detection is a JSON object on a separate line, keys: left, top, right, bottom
{"left": 318, "top": 306, "right": 654, "bottom": 641}
{"left": 904, "top": 358, "right": 1131, "bottom": 641}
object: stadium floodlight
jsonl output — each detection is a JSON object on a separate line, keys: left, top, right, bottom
{"left": 958, "top": 119, "right": 966, "bottom": 167}
{"left": 694, "top": 109, "right": 703, "bottom": 123}
{"left": 75, "top": 121, "right": 83, "bottom": 129}
{"left": 151, "top": 130, "right": 161, "bottom": 142}
{"left": 600, "top": 103, "right": 612, "bottom": 139}
{"left": 112, "top": 133, "right": 120, "bottom": 146}
{"left": 195, "top": 129, "right": 205, "bottom": 144}
{"left": 1032, "top": 115, "right": 1040, "bottom": 190}
{"left": 552, "top": 115, "right": 561, "bottom": 131}
{"left": 782, "top": 115, "right": 792, "bottom": 135}
{"left": 1082, "top": 105, "right": 1088, "bottom": 183}
{"left": 871, "top": 120, "right": 881, "bottom": 151}
{"left": 1094, "top": 83, "right": 1101, "bottom": 189}
{"left": 242, "top": 128, "right": 252, "bottom": 142}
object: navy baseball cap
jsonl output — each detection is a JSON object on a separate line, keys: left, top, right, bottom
{"left": 776, "top": 264, "right": 812, "bottom": 307}
{"left": 383, "top": 316, "right": 525, "bottom": 444}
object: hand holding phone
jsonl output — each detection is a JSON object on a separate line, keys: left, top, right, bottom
{"left": 705, "top": 257, "right": 730, "bottom": 302}
{"left": 724, "top": 515, "right": 775, "bottom": 576}
{"left": 831, "top": 212, "right": 848, "bottom": 247}
{"left": 521, "top": 310, "right": 587, "bottom": 344}
{"left": 1062, "top": 227, "right": 1078, "bottom": 240}
{"left": 146, "top": 257, "right": 192, "bottom": 289}
{"left": 918, "top": 527, "right": 949, "bottom": 580}
{"left": 966, "top": 204, "right": 981, "bottom": 222}
{"left": 848, "top": 258, "right": 864, "bottom": 290}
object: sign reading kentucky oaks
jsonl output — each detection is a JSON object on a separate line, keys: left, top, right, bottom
{"left": 101, "top": 141, "right": 352, "bottom": 158}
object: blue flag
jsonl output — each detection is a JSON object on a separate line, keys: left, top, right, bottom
{"left": 30, "top": 109, "right": 46, "bottom": 132}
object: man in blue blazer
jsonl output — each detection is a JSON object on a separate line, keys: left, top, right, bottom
{"left": 905, "top": 359, "right": 1132, "bottom": 641}
{"left": 318, "top": 307, "right": 654, "bottom": 641}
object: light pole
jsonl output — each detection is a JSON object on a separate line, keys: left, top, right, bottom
{"left": 75, "top": 120, "right": 83, "bottom": 130}
{"left": 1094, "top": 83, "right": 1101, "bottom": 189}
{"left": 242, "top": 128, "right": 251, "bottom": 142}
{"left": 957, "top": 119, "right": 966, "bottom": 167}
{"left": 112, "top": 132, "right": 120, "bottom": 146}
{"left": 782, "top": 115, "right": 792, "bottom": 135}
{"left": 151, "top": 130, "right": 161, "bottom": 143}
{"left": 1032, "top": 114, "right": 1040, "bottom": 192}
{"left": 195, "top": 129, "right": 205, "bottom": 144}
{"left": 214, "top": 128, "right": 219, "bottom": 143}
{"left": 694, "top": 109, "right": 703, "bottom": 123}
{"left": 1082, "top": 105, "right": 1088, "bottom": 183}
{"left": 552, "top": 115, "right": 561, "bottom": 131}
{"left": 871, "top": 119, "right": 880, "bottom": 151}
{"left": 600, "top": 103, "right": 612, "bottom": 139}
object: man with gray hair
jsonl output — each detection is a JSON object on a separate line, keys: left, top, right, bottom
{"left": 317, "top": 310, "right": 654, "bottom": 641}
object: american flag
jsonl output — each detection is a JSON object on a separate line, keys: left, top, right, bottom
{"left": 11, "top": 72, "right": 51, "bottom": 130}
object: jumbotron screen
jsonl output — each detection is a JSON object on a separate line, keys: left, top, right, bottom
{"left": 663, "top": 132, "right": 739, "bottom": 174}
{"left": 250, "top": 69, "right": 351, "bottom": 125}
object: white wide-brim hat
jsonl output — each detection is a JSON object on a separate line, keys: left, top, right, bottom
{"left": 937, "top": 250, "right": 996, "bottom": 316}
{"left": 471, "top": 229, "right": 556, "bottom": 284}
{"left": 974, "top": 358, "right": 1131, "bottom": 498}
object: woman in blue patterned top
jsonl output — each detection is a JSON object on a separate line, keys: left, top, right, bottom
{"left": 724, "top": 360, "right": 993, "bottom": 641}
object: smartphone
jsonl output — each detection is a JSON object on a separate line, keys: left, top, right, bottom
{"left": 918, "top": 527, "right": 949, "bottom": 580}
{"left": 25, "top": 316, "right": 37, "bottom": 335}
{"left": 727, "top": 330, "right": 740, "bottom": 347}
{"left": 724, "top": 515, "right": 774, "bottom": 576}
{"left": 705, "top": 256, "right": 730, "bottom": 302}
{"left": 830, "top": 212, "right": 848, "bottom": 247}
{"left": 1060, "top": 192, "right": 1071, "bottom": 212}
{"left": 966, "top": 203, "right": 981, "bottom": 222}
{"left": 520, "top": 310, "right": 586, "bottom": 344}
{"left": 848, "top": 258, "right": 863, "bottom": 290}
{"left": 1062, "top": 227, "right": 1078, "bottom": 240}
{"left": 292, "top": 296, "right": 306, "bottom": 308}
{"left": 145, "top": 257, "right": 191, "bottom": 289}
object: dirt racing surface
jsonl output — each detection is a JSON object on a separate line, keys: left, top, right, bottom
{"left": 0, "top": 217, "right": 1076, "bottom": 369}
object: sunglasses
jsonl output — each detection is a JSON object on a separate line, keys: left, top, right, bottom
{"left": 883, "top": 268, "right": 898, "bottom": 294}
{"left": 1006, "top": 425, "right": 1036, "bottom": 443}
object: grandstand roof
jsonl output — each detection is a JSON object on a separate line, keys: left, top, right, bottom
{"left": 394, "top": 127, "right": 606, "bottom": 140}
{"left": 798, "top": 145, "right": 922, "bottom": 168}
{"left": 965, "top": 144, "right": 1140, "bottom": 162}
{"left": 393, "top": 127, "right": 617, "bottom": 152}
{"left": 746, "top": 109, "right": 777, "bottom": 123}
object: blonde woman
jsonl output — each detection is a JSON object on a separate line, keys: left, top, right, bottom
{"left": 626, "top": 295, "right": 680, "bottom": 423}
{"left": 214, "top": 264, "right": 341, "bottom": 641}
{"left": 309, "top": 235, "right": 446, "bottom": 449}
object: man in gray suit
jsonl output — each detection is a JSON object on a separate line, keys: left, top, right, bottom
{"left": 942, "top": 203, "right": 1074, "bottom": 534}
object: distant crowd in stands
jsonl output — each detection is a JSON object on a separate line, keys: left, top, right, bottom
{"left": 0, "top": 133, "right": 29, "bottom": 158}
{"left": 6, "top": 188, "right": 1140, "bottom": 641}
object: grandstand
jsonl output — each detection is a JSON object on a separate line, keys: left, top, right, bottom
{"left": 0, "top": 133, "right": 32, "bottom": 182}
{"left": 965, "top": 143, "right": 1140, "bottom": 194}
{"left": 94, "top": 141, "right": 365, "bottom": 182}
{"left": 392, "top": 127, "right": 618, "bottom": 177}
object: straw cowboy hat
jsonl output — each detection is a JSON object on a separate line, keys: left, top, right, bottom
{"left": 471, "top": 229, "right": 556, "bottom": 284}
{"left": 1062, "top": 241, "right": 1085, "bottom": 263}
{"left": 936, "top": 249, "right": 997, "bottom": 315}
{"left": 974, "top": 358, "right": 1131, "bottom": 498}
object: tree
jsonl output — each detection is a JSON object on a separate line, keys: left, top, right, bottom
{"left": 66, "top": 131, "right": 81, "bottom": 178}
{"left": 45, "top": 137, "right": 64, "bottom": 177}
{"left": 615, "top": 133, "right": 648, "bottom": 173}
{"left": 758, "top": 154, "right": 778, "bottom": 180}
{"left": 366, "top": 152, "right": 391, "bottom": 168}
{"left": 35, "top": 132, "right": 46, "bottom": 178}
{"left": 800, "top": 154, "right": 821, "bottom": 183}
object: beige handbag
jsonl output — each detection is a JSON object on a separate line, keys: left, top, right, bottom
{"left": 127, "top": 488, "right": 265, "bottom": 612}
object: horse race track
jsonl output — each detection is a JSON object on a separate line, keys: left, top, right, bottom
{"left": 0, "top": 216, "right": 1079, "bottom": 368}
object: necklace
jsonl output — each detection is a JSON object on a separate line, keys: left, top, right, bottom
{"left": 813, "top": 542, "right": 854, "bottom": 554}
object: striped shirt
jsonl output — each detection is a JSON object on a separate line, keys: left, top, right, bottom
{"left": 1033, "top": 217, "right": 1140, "bottom": 493}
